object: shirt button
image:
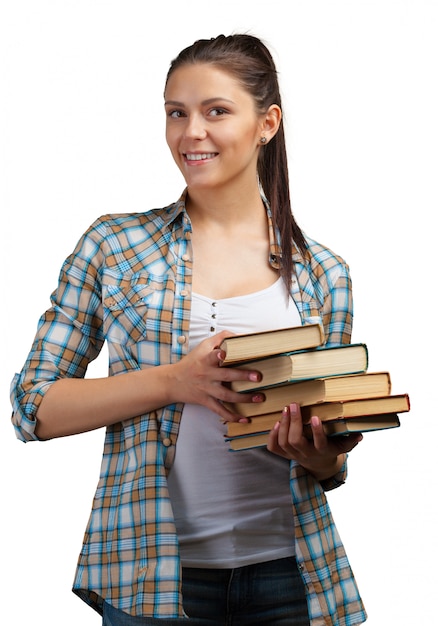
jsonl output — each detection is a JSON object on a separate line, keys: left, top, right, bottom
{"left": 182, "top": 254, "right": 190, "bottom": 262}
{"left": 180, "top": 289, "right": 188, "bottom": 297}
{"left": 162, "top": 437, "right": 172, "bottom": 447}
{"left": 177, "top": 335, "right": 186, "bottom": 344}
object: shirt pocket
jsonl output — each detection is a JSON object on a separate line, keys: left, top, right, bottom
{"left": 102, "top": 272, "right": 174, "bottom": 346}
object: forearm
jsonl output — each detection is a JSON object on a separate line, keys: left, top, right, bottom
{"left": 33, "top": 330, "right": 260, "bottom": 440}
{"left": 35, "top": 365, "right": 175, "bottom": 439}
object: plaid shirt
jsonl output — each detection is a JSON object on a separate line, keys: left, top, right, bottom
{"left": 11, "top": 193, "right": 366, "bottom": 625}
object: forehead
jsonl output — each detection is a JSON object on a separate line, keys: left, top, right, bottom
{"left": 164, "top": 63, "right": 251, "bottom": 103}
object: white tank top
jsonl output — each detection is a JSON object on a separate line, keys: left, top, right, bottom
{"left": 167, "top": 277, "right": 302, "bottom": 568}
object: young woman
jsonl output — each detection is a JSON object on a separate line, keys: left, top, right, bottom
{"left": 11, "top": 34, "right": 367, "bottom": 625}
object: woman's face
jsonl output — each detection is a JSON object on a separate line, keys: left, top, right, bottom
{"left": 164, "top": 63, "right": 264, "bottom": 193}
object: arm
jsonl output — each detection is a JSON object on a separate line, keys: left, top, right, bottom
{"left": 318, "top": 258, "right": 353, "bottom": 347}
{"left": 267, "top": 252, "right": 359, "bottom": 482}
{"left": 34, "top": 334, "right": 261, "bottom": 440}
{"left": 11, "top": 218, "right": 261, "bottom": 441}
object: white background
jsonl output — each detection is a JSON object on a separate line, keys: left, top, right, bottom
{"left": 1, "top": 1, "right": 437, "bottom": 624}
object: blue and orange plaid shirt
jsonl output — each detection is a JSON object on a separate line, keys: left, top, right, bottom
{"left": 11, "top": 192, "right": 366, "bottom": 625}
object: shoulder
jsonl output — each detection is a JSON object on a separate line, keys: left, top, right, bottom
{"left": 303, "top": 235, "right": 349, "bottom": 273}
{"left": 61, "top": 201, "right": 184, "bottom": 274}
{"left": 88, "top": 201, "right": 183, "bottom": 238}
{"left": 294, "top": 235, "right": 351, "bottom": 302}
{"left": 77, "top": 200, "right": 185, "bottom": 249}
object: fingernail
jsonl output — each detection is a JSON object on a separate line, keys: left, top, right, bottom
{"left": 249, "top": 372, "right": 260, "bottom": 382}
{"left": 289, "top": 402, "right": 299, "bottom": 414}
{"left": 251, "top": 393, "right": 264, "bottom": 403}
{"left": 311, "top": 415, "right": 320, "bottom": 427}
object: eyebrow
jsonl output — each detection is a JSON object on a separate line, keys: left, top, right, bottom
{"left": 164, "top": 97, "right": 236, "bottom": 107}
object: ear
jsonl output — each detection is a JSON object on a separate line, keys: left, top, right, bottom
{"left": 260, "top": 104, "right": 282, "bottom": 142}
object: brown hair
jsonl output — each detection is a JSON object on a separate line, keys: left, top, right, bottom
{"left": 165, "top": 34, "right": 308, "bottom": 290}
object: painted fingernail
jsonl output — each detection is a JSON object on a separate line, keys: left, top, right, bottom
{"left": 251, "top": 393, "right": 264, "bottom": 403}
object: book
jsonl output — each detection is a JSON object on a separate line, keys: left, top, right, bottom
{"left": 311, "top": 414, "right": 401, "bottom": 437}
{"left": 228, "top": 343, "right": 369, "bottom": 393}
{"left": 300, "top": 393, "right": 410, "bottom": 421}
{"left": 227, "top": 414, "right": 401, "bottom": 451}
{"left": 218, "top": 323, "right": 324, "bottom": 366}
{"left": 227, "top": 411, "right": 296, "bottom": 438}
{"left": 226, "top": 371, "right": 392, "bottom": 418}
{"left": 226, "top": 394, "right": 410, "bottom": 438}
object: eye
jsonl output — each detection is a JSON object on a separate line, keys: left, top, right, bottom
{"left": 167, "top": 109, "right": 185, "bottom": 119}
{"left": 209, "top": 107, "right": 228, "bottom": 117}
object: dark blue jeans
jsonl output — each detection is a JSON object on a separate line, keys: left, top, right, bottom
{"left": 102, "top": 556, "right": 310, "bottom": 625}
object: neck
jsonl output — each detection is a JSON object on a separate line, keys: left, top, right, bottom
{"left": 186, "top": 181, "right": 265, "bottom": 228}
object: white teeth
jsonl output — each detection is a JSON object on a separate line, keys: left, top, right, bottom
{"left": 185, "top": 153, "right": 216, "bottom": 161}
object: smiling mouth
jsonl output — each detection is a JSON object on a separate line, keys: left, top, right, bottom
{"left": 184, "top": 153, "right": 218, "bottom": 161}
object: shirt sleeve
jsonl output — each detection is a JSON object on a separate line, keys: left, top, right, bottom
{"left": 303, "top": 243, "right": 353, "bottom": 489}
{"left": 322, "top": 263, "right": 352, "bottom": 487}
{"left": 319, "top": 261, "right": 353, "bottom": 347}
{"left": 10, "top": 219, "right": 107, "bottom": 442}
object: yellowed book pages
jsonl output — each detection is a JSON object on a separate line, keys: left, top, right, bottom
{"left": 228, "top": 371, "right": 391, "bottom": 418}
{"left": 230, "top": 343, "right": 368, "bottom": 392}
{"left": 219, "top": 323, "right": 324, "bottom": 365}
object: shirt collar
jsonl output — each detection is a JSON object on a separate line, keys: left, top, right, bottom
{"left": 157, "top": 189, "right": 303, "bottom": 269}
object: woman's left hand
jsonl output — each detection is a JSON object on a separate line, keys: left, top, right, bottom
{"left": 267, "top": 403, "right": 363, "bottom": 481}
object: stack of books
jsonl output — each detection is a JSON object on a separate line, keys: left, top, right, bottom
{"left": 219, "top": 323, "right": 410, "bottom": 451}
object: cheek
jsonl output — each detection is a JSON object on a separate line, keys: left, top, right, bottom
{"left": 165, "top": 128, "right": 180, "bottom": 158}
{"left": 165, "top": 126, "right": 174, "bottom": 149}
{"left": 229, "top": 130, "right": 261, "bottom": 157}
{"left": 229, "top": 122, "right": 261, "bottom": 146}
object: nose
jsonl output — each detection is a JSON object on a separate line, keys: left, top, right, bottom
{"left": 183, "top": 113, "right": 207, "bottom": 140}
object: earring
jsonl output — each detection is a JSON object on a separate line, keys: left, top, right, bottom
{"left": 260, "top": 136, "right": 267, "bottom": 144}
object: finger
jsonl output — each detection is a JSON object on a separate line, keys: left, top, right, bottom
{"left": 284, "top": 403, "right": 306, "bottom": 446}
{"left": 212, "top": 400, "right": 251, "bottom": 424}
{"left": 210, "top": 380, "right": 265, "bottom": 408}
{"left": 267, "top": 420, "right": 291, "bottom": 459}
{"left": 276, "top": 405, "right": 291, "bottom": 445}
{"left": 208, "top": 348, "right": 264, "bottom": 390}
{"left": 217, "top": 361, "right": 263, "bottom": 385}
{"left": 211, "top": 329, "right": 237, "bottom": 347}
{"left": 274, "top": 404, "right": 304, "bottom": 453}
{"left": 309, "top": 415, "right": 330, "bottom": 451}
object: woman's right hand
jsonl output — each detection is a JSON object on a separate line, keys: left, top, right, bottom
{"left": 168, "top": 330, "right": 264, "bottom": 423}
